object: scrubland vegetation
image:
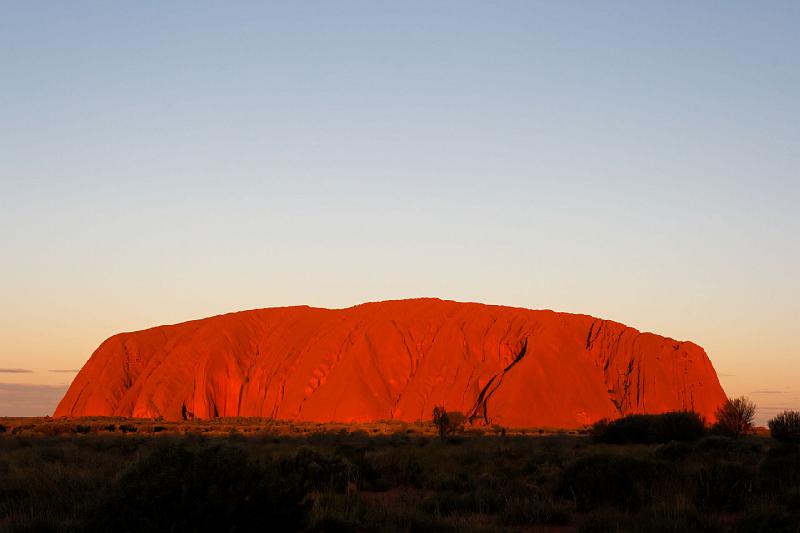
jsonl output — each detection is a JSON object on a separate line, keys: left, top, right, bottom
{"left": 0, "top": 407, "right": 798, "bottom": 532}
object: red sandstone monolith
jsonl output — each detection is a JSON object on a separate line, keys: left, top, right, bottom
{"left": 55, "top": 299, "right": 727, "bottom": 427}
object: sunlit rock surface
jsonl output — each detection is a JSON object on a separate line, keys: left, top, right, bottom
{"left": 55, "top": 299, "right": 726, "bottom": 427}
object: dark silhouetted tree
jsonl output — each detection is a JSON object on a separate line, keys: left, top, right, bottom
{"left": 713, "top": 396, "right": 756, "bottom": 439}
{"left": 768, "top": 410, "right": 800, "bottom": 443}
{"left": 432, "top": 406, "right": 466, "bottom": 441}
{"left": 433, "top": 406, "right": 449, "bottom": 441}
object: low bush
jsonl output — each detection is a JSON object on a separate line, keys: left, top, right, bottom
{"left": 697, "top": 435, "right": 737, "bottom": 453}
{"left": 281, "top": 447, "right": 357, "bottom": 493}
{"left": 654, "top": 440, "right": 693, "bottom": 461}
{"left": 365, "top": 449, "right": 424, "bottom": 490}
{"left": 425, "top": 470, "right": 470, "bottom": 493}
{"left": 431, "top": 406, "right": 465, "bottom": 441}
{"left": 768, "top": 442, "right": 799, "bottom": 458}
{"left": 637, "top": 504, "right": 721, "bottom": 533}
{"left": 500, "top": 494, "right": 570, "bottom": 526}
{"left": 310, "top": 492, "right": 450, "bottom": 532}
{"left": 592, "top": 411, "right": 705, "bottom": 444}
{"left": 420, "top": 490, "right": 475, "bottom": 516}
{"left": 785, "top": 487, "right": 800, "bottom": 511}
{"left": 88, "top": 443, "right": 310, "bottom": 532}
{"left": 657, "top": 411, "right": 706, "bottom": 442}
{"left": 578, "top": 507, "right": 633, "bottom": 533}
{"left": 736, "top": 505, "right": 798, "bottom": 533}
{"left": 11, "top": 424, "right": 35, "bottom": 435}
{"left": 557, "top": 454, "right": 663, "bottom": 510}
{"left": 592, "top": 415, "right": 650, "bottom": 444}
{"left": 4, "top": 418, "right": 800, "bottom": 531}
{"left": 758, "top": 451, "right": 800, "bottom": 500}
{"left": 696, "top": 459, "right": 756, "bottom": 511}
{"left": 768, "top": 410, "right": 800, "bottom": 443}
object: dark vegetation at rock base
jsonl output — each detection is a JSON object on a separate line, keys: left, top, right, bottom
{"left": 0, "top": 412, "right": 799, "bottom": 532}
{"left": 590, "top": 411, "right": 706, "bottom": 444}
{"left": 769, "top": 410, "right": 800, "bottom": 444}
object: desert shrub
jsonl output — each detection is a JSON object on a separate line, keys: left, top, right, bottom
{"left": 654, "top": 440, "right": 693, "bottom": 461}
{"left": 75, "top": 425, "right": 91, "bottom": 434}
{"left": 768, "top": 410, "right": 800, "bottom": 443}
{"left": 712, "top": 397, "right": 756, "bottom": 439}
{"left": 578, "top": 507, "right": 633, "bottom": 533}
{"left": 118, "top": 424, "right": 136, "bottom": 433}
{"left": 37, "top": 445, "right": 68, "bottom": 463}
{"left": 695, "top": 435, "right": 759, "bottom": 460}
{"left": 332, "top": 444, "right": 382, "bottom": 491}
{"left": 589, "top": 418, "right": 609, "bottom": 440}
{"left": 0, "top": 482, "right": 27, "bottom": 517}
{"left": 592, "top": 411, "right": 705, "bottom": 444}
{"left": 281, "top": 448, "right": 357, "bottom": 493}
{"left": 785, "top": 487, "right": 800, "bottom": 511}
{"left": 432, "top": 406, "right": 465, "bottom": 442}
{"left": 307, "top": 492, "right": 363, "bottom": 532}
{"left": 433, "top": 406, "right": 449, "bottom": 441}
{"left": 467, "top": 472, "right": 513, "bottom": 513}
{"left": 419, "top": 478, "right": 508, "bottom": 517}
{"left": 758, "top": 451, "right": 800, "bottom": 499}
{"left": 736, "top": 505, "right": 798, "bottom": 533}
{"left": 0, "top": 424, "right": 6, "bottom": 434}
{"left": 696, "top": 459, "right": 756, "bottom": 511}
{"left": 636, "top": 504, "right": 721, "bottom": 533}
{"left": 11, "top": 424, "right": 35, "bottom": 435}
{"left": 656, "top": 411, "right": 706, "bottom": 442}
{"left": 446, "top": 411, "right": 466, "bottom": 431}
{"left": 87, "top": 443, "right": 310, "bottom": 532}
{"left": 500, "top": 494, "right": 570, "bottom": 526}
{"left": 426, "top": 470, "right": 471, "bottom": 492}
{"left": 557, "top": 454, "right": 663, "bottom": 510}
{"left": 697, "top": 434, "right": 736, "bottom": 451}
{"left": 420, "top": 490, "right": 475, "bottom": 516}
{"left": 591, "top": 415, "right": 650, "bottom": 444}
{"left": 35, "top": 423, "right": 74, "bottom": 437}
{"left": 310, "top": 492, "right": 450, "bottom": 532}
{"left": 768, "top": 443, "right": 800, "bottom": 458}
{"left": 366, "top": 449, "right": 424, "bottom": 490}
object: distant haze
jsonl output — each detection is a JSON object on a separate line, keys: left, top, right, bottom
{"left": 1, "top": 2, "right": 797, "bottom": 424}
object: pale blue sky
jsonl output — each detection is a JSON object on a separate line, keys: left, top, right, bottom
{"left": 1, "top": 2, "right": 798, "bottom": 422}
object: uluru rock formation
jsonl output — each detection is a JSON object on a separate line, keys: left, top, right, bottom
{"left": 55, "top": 299, "right": 727, "bottom": 427}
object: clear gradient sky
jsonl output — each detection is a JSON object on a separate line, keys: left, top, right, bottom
{"left": 1, "top": 2, "right": 798, "bottom": 423}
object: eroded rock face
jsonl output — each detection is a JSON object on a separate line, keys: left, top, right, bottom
{"left": 54, "top": 299, "right": 727, "bottom": 427}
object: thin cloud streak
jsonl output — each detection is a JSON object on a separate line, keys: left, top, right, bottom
{"left": 48, "top": 369, "right": 78, "bottom": 373}
{"left": 0, "top": 368, "right": 33, "bottom": 373}
{"left": 757, "top": 406, "right": 798, "bottom": 413}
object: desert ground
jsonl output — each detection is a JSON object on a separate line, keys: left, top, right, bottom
{"left": 0, "top": 416, "right": 797, "bottom": 532}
